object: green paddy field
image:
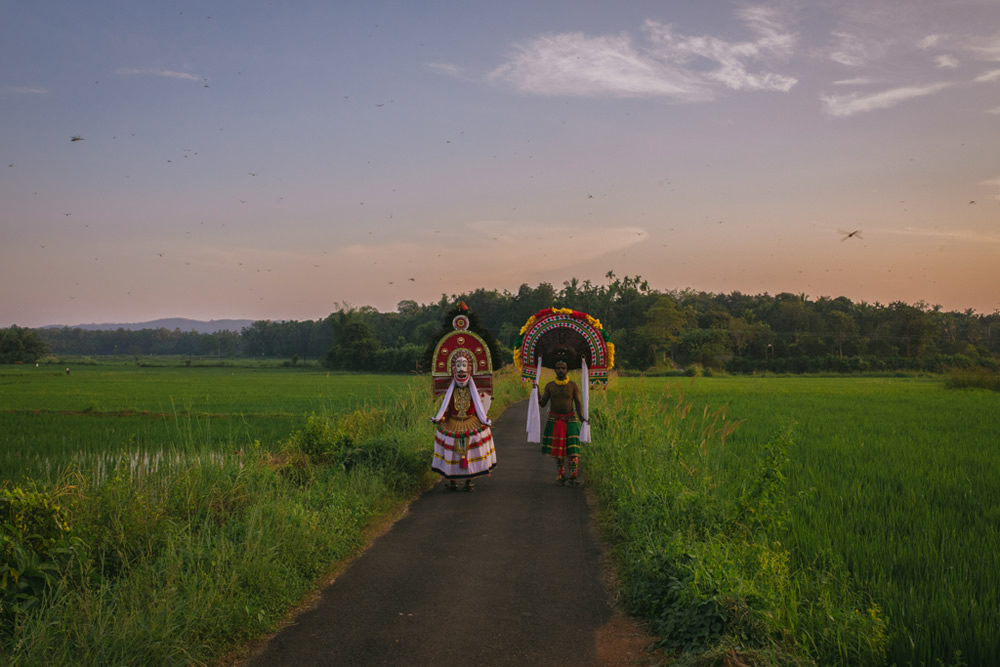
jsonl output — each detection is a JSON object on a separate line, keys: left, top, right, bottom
{"left": 1, "top": 364, "right": 420, "bottom": 484}
{"left": 602, "top": 376, "right": 1000, "bottom": 665}
{"left": 2, "top": 365, "right": 997, "bottom": 664}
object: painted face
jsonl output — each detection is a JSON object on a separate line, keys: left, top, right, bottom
{"left": 453, "top": 355, "right": 471, "bottom": 386}
{"left": 555, "top": 362, "right": 568, "bottom": 380}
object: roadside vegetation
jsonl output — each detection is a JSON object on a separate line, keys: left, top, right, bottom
{"left": 0, "top": 364, "right": 522, "bottom": 665}
{"left": 4, "top": 359, "right": 997, "bottom": 665}
{"left": 588, "top": 376, "right": 998, "bottom": 666}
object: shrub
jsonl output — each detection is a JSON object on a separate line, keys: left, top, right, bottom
{"left": 1, "top": 480, "right": 82, "bottom": 633}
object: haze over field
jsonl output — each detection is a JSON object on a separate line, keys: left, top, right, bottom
{"left": 3, "top": 1, "right": 1000, "bottom": 328}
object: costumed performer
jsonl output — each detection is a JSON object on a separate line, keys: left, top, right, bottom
{"left": 537, "top": 359, "right": 587, "bottom": 486}
{"left": 431, "top": 350, "right": 496, "bottom": 492}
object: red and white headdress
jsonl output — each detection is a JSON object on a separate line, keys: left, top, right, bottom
{"left": 430, "top": 313, "right": 494, "bottom": 398}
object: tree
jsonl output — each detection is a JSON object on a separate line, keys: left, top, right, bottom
{"left": 0, "top": 326, "right": 48, "bottom": 363}
{"left": 636, "top": 295, "right": 687, "bottom": 366}
{"left": 826, "top": 311, "right": 858, "bottom": 358}
{"left": 326, "top": 307, "right": 381, "bottom": 370}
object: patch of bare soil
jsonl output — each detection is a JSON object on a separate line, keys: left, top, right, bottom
{"left": 596, "top": 614, "right": 667, "bottom": 666}
{"left": 588, "top": 489, "right": 669, "bottom": 667}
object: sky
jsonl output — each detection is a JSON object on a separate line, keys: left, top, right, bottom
{"left": 2, "top": 0, "right": 999, "bottom": 329}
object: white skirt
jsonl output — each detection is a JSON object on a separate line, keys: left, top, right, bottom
{"left": 431, "top": 425, "right": 497, "bottom": 479}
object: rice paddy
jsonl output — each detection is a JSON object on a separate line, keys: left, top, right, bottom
{"left": 597, "top": 376, "right": 1000, "bottom": 665}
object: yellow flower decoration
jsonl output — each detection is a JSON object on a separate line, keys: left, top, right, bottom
{"left": 606, "top": 342, "right": 615, "bottom": 369}
{"left": 518, "top": 315, "right": 537, "bottom": 336}
{"left": 512, "top": 349, "right": 522, "bottom": 370}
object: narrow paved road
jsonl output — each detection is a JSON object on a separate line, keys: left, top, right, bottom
{"left": 246, "top": 399, "right": 614, "bottom": 666}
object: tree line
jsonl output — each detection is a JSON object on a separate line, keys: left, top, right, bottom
{"left": 8, "top": 273, "right": 1000, "bottom": 373}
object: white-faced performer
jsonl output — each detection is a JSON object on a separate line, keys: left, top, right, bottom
{"left": 430, "top": 310, "right": 497, "bottom": 491}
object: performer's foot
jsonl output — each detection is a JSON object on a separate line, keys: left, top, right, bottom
{"left": 463, "top": 480, "right": 476, "bottom": 492}
{"left": 556, "top": 475, "right": 566, "bottom": 485}
{"left": 446, "top": 480, "right": 458, "bottom": 492}
{"left": 567, "top": 476, "right": 580, "bottom": 487}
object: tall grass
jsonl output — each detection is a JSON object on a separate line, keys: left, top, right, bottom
{"left": 1, "top": 367, "right": 522, "bottom": 665}
{"left": 594, "top": 376, "right": 999, "bottom": 666}
{"left": 587, "top": 380, "right": 887, "bottom": 665}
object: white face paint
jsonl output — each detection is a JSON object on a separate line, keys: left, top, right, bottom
{"left": 453, "top": 355, "right": 471, "bottom": 386}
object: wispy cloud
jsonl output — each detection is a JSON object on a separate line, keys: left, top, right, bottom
{"left": 489, "top": 8, "right": 797, "bottom": 101}
{"left": 2, "top": 85, "right": 49, "bottom": 94}
{"left": 829, "top": 31, "right": 882, "bottom": 67}
{"left": 974, "top": 68, "right": 1000, "bottom": 83}
{"left": 882, "top": 226, "right": 1000, "bottom": 244}
{"left": 337, "top": 223, "right": 649, "bottom": 284}
{"left": 821, "top": 82, "right": 952, "bottom": 117}
{"left": 426, "top": 62, "right": 465, "bottom": 78}
{"left": 116, "top": 67, "right": 201, "bottom": 81}
{"left": 987, "top": 105, "right": 1000, "bottom": 114}
{"left": 967, "top": 34, "right": 1000, "bottom": 61}
{"left": 934, "top": 54, "right": 959, "bottom": 69}
{"left": 918, "top": 34, "right": 947, "bottom": 50}
{"left": 832, "top": 76, "right": 879, "bottom": 86}
{"left": 490, "top": 31, "right": 712, "bottom": 100}
{"left": 982, "top": 177, "right": 1000, "bottom": 200}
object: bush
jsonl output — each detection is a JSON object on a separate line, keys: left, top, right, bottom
{"left": 945, "top": 367, "right": 1000, "bottom": 392}
{"left": 1, "top": 480, "right": 82, "bottom": 633}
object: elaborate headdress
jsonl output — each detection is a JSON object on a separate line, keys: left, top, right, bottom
{"left": 430, "top": 305, "right": 494, "bottom": 397}
{"left": 516, "top": 307, "right": 615, "bottom": 444}
{"left": 514, "top": 307, "right": 614, "bottom": 388}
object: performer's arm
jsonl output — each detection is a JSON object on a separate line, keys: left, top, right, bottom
{"left": 431, "top": 395, "right": 448, "bottom": 423}
{"left": 538, "top": 383, "right": 550, "bottom": 407}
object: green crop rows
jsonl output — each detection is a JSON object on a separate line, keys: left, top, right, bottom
{"left": 597, "top": 376, "right": 999, "bottom": 665}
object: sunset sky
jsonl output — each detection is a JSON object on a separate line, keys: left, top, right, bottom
{"left": 3, "top": 0, "right": 999, "bottom": 329}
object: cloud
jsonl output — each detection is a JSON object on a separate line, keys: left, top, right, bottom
{"left": 987, "top": 105, "right": 1000, "bottom": 114}
{"left": 832, "top": 76, "right": 879, "bottom": 86}
{"left": 967, "top": 35, "right": 1000, "bottom": 61}
{"left": 882, "top": 226, "right": 1000, "bottom": 244}
{"left": 490, "top": 31, "right": 712, "bottom": 100}
{"left": 342, "top": 223, "right": 648, "bottom": 272}
{"left": 426, "top": 62, "right": 465, "bottom": 78}
{"left": 820, "top": 82, "right": 952, "bottom": 117}
{"left": 327, "top": 223, "right": 650, "bottom": 294}
{"left": 116, "top": 68, "right": 201, "bottom": 81}
{"left": 982, "top": 177, "right": 1000, "bottom": 199}
{"left": 489, "top": 8, "right": 797, "bottom": 100}
{"left": 934, "top": 54, "right": 959, "bottom": 69}
{"left": 918, "top": 34, "right": 946, "bottom": 50}
{"left": 2, "top": 85, "right": 48, "bottom": 94}
{"left": 974, "top": 68, "right": 1000, "bottom": 83}
{"left": 829, "top": 31, "right": 881, "bottom": 67}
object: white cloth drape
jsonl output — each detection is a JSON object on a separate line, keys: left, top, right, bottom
{"left": 580, "top": 358, "right": 591, "bottom": 443}
{"left": 433, "top": 376, "right": 491, "bottom": 425}
{"left": 526, "top": 356, "right": 542, "bottom": 443}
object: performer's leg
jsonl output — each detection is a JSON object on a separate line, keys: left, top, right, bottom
{"left": 556, "top": 456, "right": 565, "bottom": 483}
{"left": 568, "top": 455, "right": 579, "bottom": 479}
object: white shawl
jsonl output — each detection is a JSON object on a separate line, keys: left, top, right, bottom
{"left": 526, "top": 356, "right": 543, "bottom": 443}
{"left": 433, "top": 376, "right": 491, "bottom": 426}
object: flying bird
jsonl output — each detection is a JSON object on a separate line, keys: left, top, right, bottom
{"left": 70, "top": 136, "right": 84, "bottom": 142}
{"left": 840, "top": 229, "right": 863, "bottom": 241}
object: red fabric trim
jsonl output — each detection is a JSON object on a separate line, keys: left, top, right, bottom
{"left": 434, "top": 430, "right": 494, "bottom": 451}
{"left": 549, "top": 419, "right": 568, "bottom": 457}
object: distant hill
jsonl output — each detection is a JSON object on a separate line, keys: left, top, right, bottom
{"left": 42, "top": 318, "right": 255, "bottom": 334}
